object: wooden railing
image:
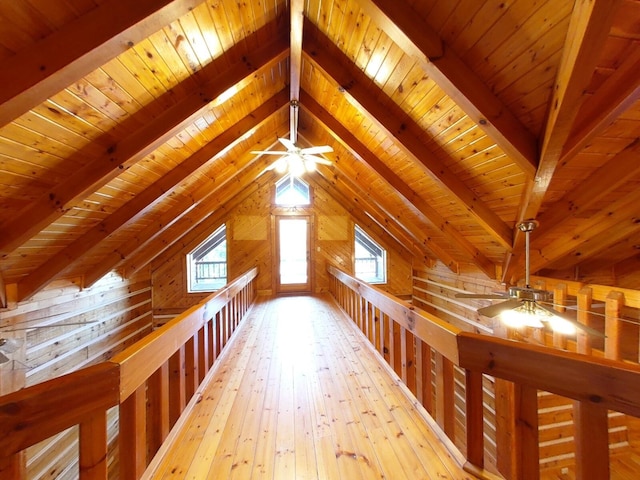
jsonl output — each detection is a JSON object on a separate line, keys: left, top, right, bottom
{"left": 328, "top": 264, "right": 640, "bottom": 480}
{"left": 0, "top": 267, "right": 258, "bottom": 480}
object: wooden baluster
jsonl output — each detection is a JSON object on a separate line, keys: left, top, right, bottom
{"left": 400, "top": 326, "right": 408, "bottom": 384}
{"left": 147, "top": 362, "right": 170, "bottom": 457}
{"left": 384, "top": 313, "right": 392, "bottom": 365}
{"left": 198, "top": 325, "right": 208, "bottom": 381}
{"left": 169, "top": 346, "right": 186, "bottom": 426}
{"left": 120, "top": 385, "right": 147, "bottom": 480}
{"left": 435, "top": 352, "right": 455, "bottom": 439}
{"left": 576, "top": 287, "right": 593, "bottom": 355}
{"left": 207, "top": 318, "right": 215, "bottom": 367}
{"left": 377, "top": 308, "right": 384, "bottom": 357}
{"left": 515, "top": 384, "right": 539, "bottom": 480}
{"left": 214, "top": 312, "right": 222, "bottom": 360}
{"left": 605, "top": 291, "right": 624, "bottom": 360}
{"left": 393, "top": 321, "right": 402, "bottom": 377}
{"left": 0, "top": 452, "right": 26, "bottom": 480}
{"left": 184, "top": 335, "right": 197, "bottom": 400}
{"left": 405, "top": 330, "right": 416, "bottom": 396}
{"left": 465, "top": 370, "right": 484, "bottom": 470}
{"left": 553, "top": 283, "right": 568, "bottom": 349}
{"left": 415, "top": 340, "right": 433, "bottom": 414}
{"left": 79, "top": 411, "right": 108, "bottom": 480}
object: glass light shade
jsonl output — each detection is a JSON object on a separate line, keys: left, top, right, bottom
{"left": 500, "top": 301, "right": 577, "bottom": 335}
{"left": 500, "top": 306, "right": 545, "bottom": 328}
{"left": 288, "top": 156, "right": 305, "bottom": 176}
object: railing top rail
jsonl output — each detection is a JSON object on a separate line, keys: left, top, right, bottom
{"left": 329, "top": 265, "right": 640, "bottom": 418}
{"left": 328, "top": 264, "right": 461, "bottom": 362}
{"left": 0, "top": 362, "right": 120, "bottom": 456}
{"left": 0, "top": 268, "right": 258, "bottom": 459}
{"left": 111, "top": 267, "right": 258, "bottom": 400}
{"left": 457, "top": 331, "right": 640, "bottom": 417}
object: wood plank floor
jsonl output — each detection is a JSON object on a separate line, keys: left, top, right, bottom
{"left": 143, "top": 294, "right": 475, "bottom": 479}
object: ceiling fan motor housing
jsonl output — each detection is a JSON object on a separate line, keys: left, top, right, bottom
{"left": 508, "top": 286, "right": 552, "bottom": 302}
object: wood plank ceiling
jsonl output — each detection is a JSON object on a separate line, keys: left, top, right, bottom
{"left": 0, "top": 0, "right": 639, "bottom": 302}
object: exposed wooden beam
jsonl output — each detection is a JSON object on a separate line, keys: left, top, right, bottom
{"left": 562, "top": 47, "right": 640, "bottom": 162}
{"left": 0, "top": 31, "right": 288, "bottom": 257}
{"left": 301, "top": 91, "right": 496, "bottom": 279}
{"left": 0, "top": 0, "right": 204, "bottom": 128}
{"left": 84, "top": 116, "right": 290, "bottom": 286}
{"left": 535, "top": 138, "right": 640, "bottom": 238}
{"left": 289, "top": 0, "right": 304, "bottom": 142}
{"left": 505, "top": 0, "right": 620, "bottom": 283}
{"left": 303, "top": 25, "right": 513, "bottom": 251}
{"left": 356, "top": 0, "right": 538, "bottom": 177}
{"left": 15, "top": 90, "right": 289, "bottom": 301}
{"left": 528, "top": 188, "right": 640, "bottom": 274}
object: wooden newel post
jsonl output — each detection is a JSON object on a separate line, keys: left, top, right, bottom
{"left": 495, "top": 379, "right": 539, "bottom": 479}
{"left": 120, "top": 385, "right": 147, "bottom": 480}
{"left": 0, "top": 452, "right": 26, "bottom": 480}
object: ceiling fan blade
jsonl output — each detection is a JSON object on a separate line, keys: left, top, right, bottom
{"left": 456, "top": 293, "right": 508, "bottom": 299}
{"left": 278, "top": 137, "right": 296, "bottom": 151}
{"left": 250, "top": 150, "right": 286, "bottom": 155}
{"left": 302, "top": 154, "right": 332, "bottom": 165}
{"left": 300, "top": 145, "right": 333, "bottom": 155}
{"left": 477, "top": 299, "right": 523, "bottom": 318}
{"left": 536, "top": 303, "right": 605, "bottom": 338}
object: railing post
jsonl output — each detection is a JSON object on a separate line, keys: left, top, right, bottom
{"left": 515, "top": 384, "right": 539, "bottom": 480}
{"left": 574, "top": 402, "right": 609, "bottom": 479}
{"left": 79, "top": 411, "right": 108, "bottom": 480}
{"left": 120, "top": 385, "right": 147, "bottom": 480}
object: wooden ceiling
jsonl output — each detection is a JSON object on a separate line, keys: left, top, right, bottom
{"left": 0, "top": 0, "right": 639, "bottom": 302}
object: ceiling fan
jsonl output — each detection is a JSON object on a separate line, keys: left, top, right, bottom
{"left": 251, "top": 100, "right": 333, "bottom": 175}
{"left": 251, "top": 136, "right": 333, "bottom": 175}
{"left": 457, "top": 220, "right": 604, "bottom": 337}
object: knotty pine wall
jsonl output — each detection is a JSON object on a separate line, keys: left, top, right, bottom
{"left": 0, "top": 270, "right": 153, "bottom": 479}
{"left": 151, "top": 175, "right": 413, "bottom": 318}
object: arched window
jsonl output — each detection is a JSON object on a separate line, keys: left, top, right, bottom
{"left": 354, "top": 225, "right": 386, "bottom": 284}
{"left": 187, "top": 224, "right": 227, "bottom": 292}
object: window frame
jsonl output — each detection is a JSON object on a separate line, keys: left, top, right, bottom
{"left": 354, "top": 224, "right": 387, "bottom": 284}
{"left": 186, "top": 223, "right": 228, "bottom": 293}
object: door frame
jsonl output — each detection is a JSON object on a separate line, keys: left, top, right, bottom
{"left": 272, "top": 213, "right": 314, "bottom": 294}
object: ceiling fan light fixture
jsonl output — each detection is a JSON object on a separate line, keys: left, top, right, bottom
{"left": 500, "top": 301, "right": 545, "bottom": 329}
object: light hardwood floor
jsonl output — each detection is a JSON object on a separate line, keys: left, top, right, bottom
{"left": 143, "top": 294, "right": 475, "bottom": 479}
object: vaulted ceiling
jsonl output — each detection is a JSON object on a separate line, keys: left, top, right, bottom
{"left": 0, "top": 0, "right": 639, "bottom": 302}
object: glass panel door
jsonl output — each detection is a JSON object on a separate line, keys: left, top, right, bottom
{"left": 276, "top": 216, "right": 311, "bottom": 293}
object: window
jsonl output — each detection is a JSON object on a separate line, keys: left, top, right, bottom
{"left": 354, "top": 225, "right": 386, "bottom": 284}
{"left": 187, "top": 224, "right": 227, "bottom": 292}
{"left": 275, "top": 174, "right": 310, "bottom": 206}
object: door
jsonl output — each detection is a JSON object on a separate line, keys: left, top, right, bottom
{"left": 276, "top": 216, "right": 311, "bottom": 293}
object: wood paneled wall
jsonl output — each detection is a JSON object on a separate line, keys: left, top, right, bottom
{"left": 151, "top": 174, "right": 413, "bottom": 315}
{"left": 0, "top": 271, "right": 152, "bottom": 479}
